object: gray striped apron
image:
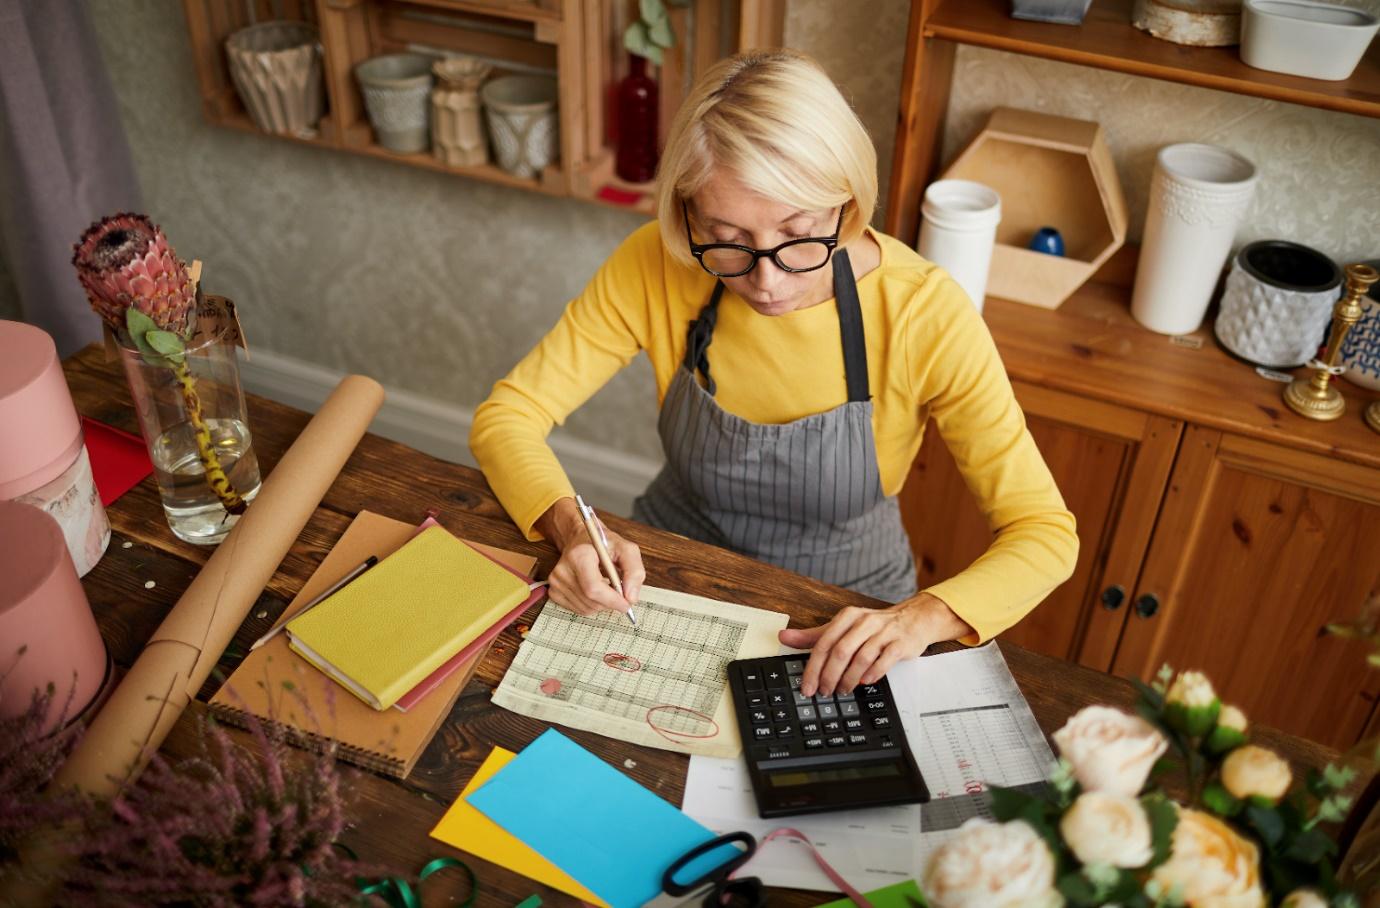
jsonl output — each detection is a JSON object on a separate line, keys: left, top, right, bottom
{"left": 633, "top": 250, "right": 917, "bottom": 602}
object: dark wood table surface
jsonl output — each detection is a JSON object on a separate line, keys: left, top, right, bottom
{"left": 64, "top": 345, "right": 1343, "bottom": 907}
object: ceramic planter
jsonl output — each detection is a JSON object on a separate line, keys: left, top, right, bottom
{"left": 917, "top": 180, "right": 1002, "bottom": 313}
{"left": 431, "top": 56, "right": 492, "bottom": 168}
{"left": 1242, "top": 0, "right": 1380, "bottom": 81}
{"left": 481, "top": 75, "right": 559, "bottom": 179}
{"left": 1214, "top": 240, "right": 1343, "bottom": 368}
{"left": 356, "top": 53, "right": 435, "bottom": 154}
{"left": 225, "top": 21, "right": 325, "bottom": 137}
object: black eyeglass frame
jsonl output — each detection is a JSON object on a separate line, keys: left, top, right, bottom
{"left": 683, "top": 202, "right": 846, "bottom": 278}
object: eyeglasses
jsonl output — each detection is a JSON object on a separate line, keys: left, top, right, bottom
{"left": 683, "top": 203, "right": 844, "bottom": 278}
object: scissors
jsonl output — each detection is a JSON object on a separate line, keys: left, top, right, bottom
{"left": 642, "top": 831, "right": 764, "bottom": 908}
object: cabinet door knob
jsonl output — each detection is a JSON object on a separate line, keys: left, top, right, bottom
{"left": 1134, "top": 593, "right": 1160, "bottom": 619}
{"left": 1100, "top": 585, "right": 1126, "bottom": 610}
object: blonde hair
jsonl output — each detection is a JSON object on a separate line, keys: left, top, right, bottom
{"left": 656, "top": 49, "right": 878, "bottom": 268}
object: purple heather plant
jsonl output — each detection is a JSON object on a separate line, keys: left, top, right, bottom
{"left": 64, "top": 708, "right": 376, "bottom": 907}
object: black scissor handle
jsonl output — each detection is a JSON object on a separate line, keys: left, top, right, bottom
{"left": 662, "top": 831, "right": 758, "bottom": 896}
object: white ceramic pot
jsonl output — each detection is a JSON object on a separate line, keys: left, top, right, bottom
{"left": 481, "top": 75, "right": 558, "bottom": 179}
{"left": 225, "top": 21, "right": 325, "bottom": 137}
{"left": 1342, "top": 260, "right": 1380, "bottom": 391}
{"left": 1131, "top": 144, "right": 1258, "bottom": 336}
{"left": 1241, "top": 0, "right": 1380, "bottom": 81}
{"left": 1214, "top": 240, "right": 1342, "bottom": 368}
{"left": 917, "top": 180, "right": 1002, "bottom": 313}
{"left": 356, "top": 53, "right": 435, "bottom": 154}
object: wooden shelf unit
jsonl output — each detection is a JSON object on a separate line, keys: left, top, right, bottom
{"left": 885, "top": 0, "right": 1380, "bottom": 750}
{"left": 181, "top": 0, "right": 784, "bottom": 215}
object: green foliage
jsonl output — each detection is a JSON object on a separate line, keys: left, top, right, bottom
{"left": 1202, "top": 782, "right": 1242, "bottom": 818}
{"left": 124, "top": 308, "right": 173, "bottom": 368}
{"left": 145, "top": 330, "right": 186, "bottom": 363}
{"left": 623, "top": 0, "right": 689, "bottom": 63}
{"left": 1141, "top": 793, "right": 1179, "bottom": 869}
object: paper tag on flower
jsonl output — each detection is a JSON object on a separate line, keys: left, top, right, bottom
{"left": 199, "top": 294, "right": 250, "bottom": 358}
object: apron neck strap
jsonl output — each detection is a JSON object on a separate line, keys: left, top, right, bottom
{"left": 684, "top": 250, "right": 870, "bottom": 402}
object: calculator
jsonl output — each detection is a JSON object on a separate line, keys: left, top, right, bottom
{"left": 727, "top": 656, "right": 929, "bottom": 818}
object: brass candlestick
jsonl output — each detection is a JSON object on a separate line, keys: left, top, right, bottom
{"left": 1367, "top": 400, "right": 1380, "bottom": 434}
{"left": 1283, "top": 262, "right": 1379, "bottom": 421}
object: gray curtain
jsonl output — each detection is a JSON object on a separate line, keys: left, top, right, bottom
{"left": 0, "top": 0, "right": 143, "bottom": 356}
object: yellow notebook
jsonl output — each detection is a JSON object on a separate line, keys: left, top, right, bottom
{"left": 286, "top": 525, "right": 530, "bottom": 711}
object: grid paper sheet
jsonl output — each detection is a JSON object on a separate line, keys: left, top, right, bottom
{"left": 492, "top": 586, "right": 787, "bottom": 757}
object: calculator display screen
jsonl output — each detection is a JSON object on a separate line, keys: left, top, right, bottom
{"left": 766, "top": 762, "right": 903, "bottom": 788}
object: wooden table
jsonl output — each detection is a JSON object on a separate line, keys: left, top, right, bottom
{"left": 64, "top": 345, "right": 1343, "bottom": 906}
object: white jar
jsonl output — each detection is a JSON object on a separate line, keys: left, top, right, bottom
{"left": 918, "top": 180, "right": 1002, "bottom": 313}
{"left": 1131, "top": 144, "right": 1258, "bottom": 335}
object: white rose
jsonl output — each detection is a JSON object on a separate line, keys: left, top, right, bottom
{"left": 1222, "top": 745, "right": 1292, "bottom": 803}
{"left": 1060, "top": 791, "right": 1154, "bottom": 868}
{"left": 1280, "top": 890, "right": 1328, "bottom": 908}
{"left": 1168, "top": 671, "right": 1218, "bottom": 708}
{"left": 1052, "top": 706, "right": 1168, "bottom": 797}
{"left": 922, "top": 819, "right": 1063, "bottom": 908}
{"left": 1218, "top": 705, "right": 1247, "bottom": 733}
{"left": 1152, "top": 808, "right": 1265, "bottom": 908}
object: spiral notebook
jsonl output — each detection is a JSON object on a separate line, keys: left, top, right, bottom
{"left": 209, "top": 510, "right": 540, "bottom": 778}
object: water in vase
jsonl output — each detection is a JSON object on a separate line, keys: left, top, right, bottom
{"left": 149, "top": 417, "right": 262, "bottom": 544}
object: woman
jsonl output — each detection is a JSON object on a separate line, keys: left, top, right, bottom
{"left": 471, "top": 49, "right": 1078, "bottom": 699}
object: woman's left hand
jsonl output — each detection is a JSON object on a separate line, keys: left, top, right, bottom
{"left": 780, "top": 593, "right": 974, "bottom": 697}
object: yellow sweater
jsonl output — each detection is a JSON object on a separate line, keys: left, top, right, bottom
{"left": 471, "top": 222, "right": 1078, "bottom": 642}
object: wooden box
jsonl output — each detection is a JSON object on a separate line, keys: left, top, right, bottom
{"left": 942, "top": 107, "right": 1128, "bottom": 309}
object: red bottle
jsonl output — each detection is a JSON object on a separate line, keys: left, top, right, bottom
{"left": 615, "top": 54, "right": 658, "bottom": 184}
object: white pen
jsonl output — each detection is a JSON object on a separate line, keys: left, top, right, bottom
{"left": 575, "top": 494, "right": 638, "bottom": 627}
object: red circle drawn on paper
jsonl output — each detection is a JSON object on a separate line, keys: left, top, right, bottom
{"left": 602, "top": 652, "right": 642, "bottom": 672}
{"left": 539, "top": 678, "right": 562, "bottom": 696}
{"left": 645, "top": 705, "right": 719, "bottom": 743}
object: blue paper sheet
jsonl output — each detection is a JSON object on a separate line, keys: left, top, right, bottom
{"left": 466, "top": 729, "right": 729, "bottom": 908}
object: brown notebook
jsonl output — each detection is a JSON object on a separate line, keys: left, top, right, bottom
{"left": 209, "top": 510, "right": 539, "bottom": 778}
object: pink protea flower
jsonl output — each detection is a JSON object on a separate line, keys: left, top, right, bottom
{"left": 71, "top": 213, "right": 196, "bottom": 338}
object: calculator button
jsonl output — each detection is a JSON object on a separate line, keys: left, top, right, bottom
{"left": 817, "top": 703, "right": 839, "bottom": 719}
{"left": 864, "top": 699, "right": 887, "bottom": 712}
{"left": 826, "top": 735, "right": 847, "bottom": 747}
{"left": 742, "top": 668, "right": 764, "bottom": 690}
{"left": 796, "top": 705, "right": 817, "bottom": 721}
{"left": 835, "top": 690, "right": 856, "bottom": 702}
{"left": 860, "top": 683, "right": 882, "bottom": 697}
{"left": 845, "top": 718, "right": 864, "bottom": 731}
{"left": 822, "top": 720, "right": 842, "bottom": 733}
{"left": 789, "top": 674, "right": 802, "bottom": 690}
{"left": 872, "top": 715, "right": 892, "bottom": 729}
{"left": 768, "top": 692, "right": 788, "bottom": 706}
{"left": 772, "top": 708, "right": 791, "bottom": 722}
{"left": 750, "top": 709, "right": 770, "bottom": 724}
{"left": 804, "top": 736, "right": 824, "bottom": 750}
{"left": 848, "top": 734, "right": 868, "bottom": 746}
{"left": 793, "top": 691, "right": 812, "bottom": 706}
{"left": 801, "top": 721, "right": 821, "bottom": 735}
{"left": 765, "top": 669, "right": 788, "bottom": 689}
{"left": 747, "top": 694, "right": 766, "bottom": 708}
{"left": 878, "top": 735, "right": 895, "bottom": 749}
{"left": 753, "top": 726, "right": 774, "bottom": 740}
{"left": 840, "top": 701, "right": 860, "bottom": 717}
{"left": 766, "top": 744, "right": 791, "bottom": 760}
{"left": 785, "top": 659, "right": 805, "bottom": 675}
{"left": 775, "top": 723, "right": 794, "bottom": 738}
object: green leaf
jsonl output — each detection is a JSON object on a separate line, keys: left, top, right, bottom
{"left": 1057, "top": 872, "right": 1099, "bottom": 906}
{"left": 1142, "top": 793, "right": 1179, "bottom": 868}
{"left": 1286, "top": 827, "right": 1338, "bottom": 864}
{"left": 1202, "top": 782, "right": 1242, "bottom": 817}
{"left": 622, "top": 21, "right": 662, "bottom": 64}
{"left": 1324, "top": 763, "right": 1359, "bottom": 791}
{"left": 1245, "top": 803, "right": 1286, "bottom": 850}
{"left": 647, "top": 14, "right": 675, "bottom": 48}
{"left": 639, "top": 0, "right": 667, "bottom": 22}
{"left": 1133, "top": 678, "right": 1166, "bottom": 712}
{"left": 145, "top": 329, "right": 187, "bottom": 361}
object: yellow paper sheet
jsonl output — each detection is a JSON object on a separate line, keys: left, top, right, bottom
{"left": 430, "top": 747, "right": 610, "bottom": 907}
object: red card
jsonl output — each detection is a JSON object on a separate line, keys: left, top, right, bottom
{"left": 80, "top": 416, "right": 152, "bottom": 506}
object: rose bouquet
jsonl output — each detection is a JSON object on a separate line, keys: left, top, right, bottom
{"left": 919, "top": 667, "right": 1360, "bottom": 908}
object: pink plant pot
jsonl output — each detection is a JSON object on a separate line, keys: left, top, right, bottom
{"left": 0, "top": 499, "right": 110, "bottom": 733}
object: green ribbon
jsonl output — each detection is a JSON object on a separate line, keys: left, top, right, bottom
{"left": 354, "top": 855, "right": 476, "bottom": 908}
{"left": 514, "top": 897, "right": 542, "bottom": 908}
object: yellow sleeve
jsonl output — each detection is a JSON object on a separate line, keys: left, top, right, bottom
{"left": 469, "top": 227, "right": 656, "bottom": 540}
{"left": 908, "top": 274, "right": 1079, "bottom": 644}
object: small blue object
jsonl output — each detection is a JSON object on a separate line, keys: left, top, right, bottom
{"left": 1029, "top": 226, "right": 1065, "bottom": 257}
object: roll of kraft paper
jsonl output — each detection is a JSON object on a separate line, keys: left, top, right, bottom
{"left": 53, "top": 374, "right": 385, "bottom": 797}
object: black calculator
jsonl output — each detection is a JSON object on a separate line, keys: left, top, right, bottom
{"left": 727, "top": 656, "right": 929, "bottom": 818}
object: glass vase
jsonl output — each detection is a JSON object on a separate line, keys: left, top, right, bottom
{"left": 117, "top": 318, "right": 261, "bottom": 545}
{"left": 615, "top": 54, "right": 658, "bottom": 184}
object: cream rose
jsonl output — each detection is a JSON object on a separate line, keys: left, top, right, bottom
{"left": 1280, "top": 891, "right": 1328, "bottom": 908}
{"left": 1059, "top": 791, "right": 1154, "bottom": 868}
{"left": 922, "top": 819, "right": 1063, "bottom": 908}
{"left": 1168, "top": 671, "right": 1218, "bottom": 708}
{"left": 1222, "top": 745, "right": 1292, "bottom": 803}
{"left": 1218, "top": 705, "right": 1247, "bottom": 732}
{"left": 1206, "top": 704, "right": 1249, "bottom": 754}
{"left": 1052, "top": 706, "right": 1168, "bottom": 797}
{"left": 1167, "top": 671, "right": 1222, "bottom": 736}
{"left": 1152, "top": 808, "right": 1265, "bottom": 908}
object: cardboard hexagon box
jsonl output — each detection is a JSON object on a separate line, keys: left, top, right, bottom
{"left": 941, "top": 107, "right": 1128, "bottom": 309}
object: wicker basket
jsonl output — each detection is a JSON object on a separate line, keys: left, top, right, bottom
{"left": 225, "top": 21, "right": 324, "bottom": 138}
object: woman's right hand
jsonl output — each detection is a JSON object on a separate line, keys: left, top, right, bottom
{"left": 536, "top": 497, "right": 645, "bottom": 617}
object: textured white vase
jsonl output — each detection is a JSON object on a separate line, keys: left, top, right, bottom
{"left": 1214, "top": 241, "right": 1342, "bottom": 368}
{"left": 917, "top": 180, "right": 1002, "bottom": 313}
{"left": 481, "top": 75, "right": 558, "bottom": 179}
{"left": 1131, "top": 144, "right": 1258, "bottom": 335}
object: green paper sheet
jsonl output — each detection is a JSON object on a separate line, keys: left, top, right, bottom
{"left": 818, "top": 879, "right": 924, "bottom": 908}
